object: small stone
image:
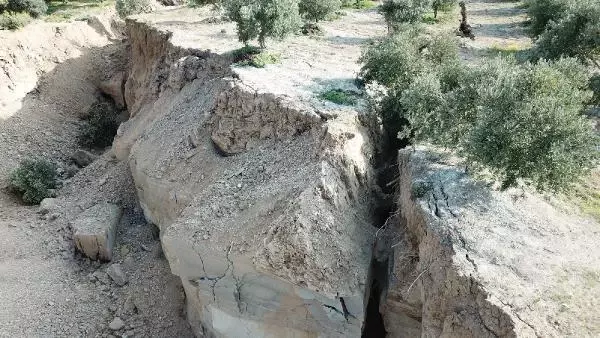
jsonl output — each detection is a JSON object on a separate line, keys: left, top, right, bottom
{"left": 202, "top": 234, "right": 209, "bottom": 240}
{"left": 109, "top": 317, "right": 125, "bottom": 331}
{"left": 48, "top": 213, "right": 60, "bottom": 221}
{"left": 140, "top": 244, "right": 151, "bottom": 252}
{"left": 39, "top": 198, "right": 58, "bottom": 215}
{"left": 107, "top": 264, "right": 128, "bottom": 286}
{"left": 72, "top": 149, "right": 99, "bottom": 168}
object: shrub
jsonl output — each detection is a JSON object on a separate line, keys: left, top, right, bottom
{"left": 9, "top": 158, "right": 57, "bottom": 204}
{"left": 0, "top": 11, "right": 31, "bottom": 29}
{"left": 299, "top": 0, "right": 341, "bottom": 22}
{"left": 187, "top": 0, "right": 220, "bottom": 6}
{"left": 6, "top": 0, "right": 46, "bottom": 17}
{"left": 359, "top": 29, "right": 458, "bottom": 89}
{"left": 466, "top": 58, "right": 597, "bottom": 190}
{"left": 79, "top": 101, "right": 120, "bottom": 148}
{"left": 532, "top": 0, "right": 600, "bottom": 65}
{"left": 115, "top": 0, "right": 152, "bottom": 18}
{"left": 224, "top": 0, "right": 302, "bottom": 48}
{"left": 379, "top": 0, "right": 431, "bottom": 31}
{"left": 319, "top": 89, "right": 359, "bottom": 105}
{"left": 590, "top": 74, "right": 600, "bottom": 106}
{"left": 232, "top": 45, "right": 280, "bottom": 67}
{"left": 401, "top": 57, "right": 598, "bottom": 191}
{"left": 361, "top": 30, "right": 458, "bottom": 148}
{"left": 359, "top": 28, "right": 426, "bottom": 88}
{"left": 525, "top": 0, "right": 567, "bottom": 37}
{"left": 431, "top": 0, "right": 455, "bottom": 18}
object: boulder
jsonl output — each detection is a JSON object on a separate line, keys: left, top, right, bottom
{"left": 72, "top": 203, "right": 122, "bottom": 261}
{"left": 107, "top": 263, "right": 128, "bottom": 286}
{"left": 99, "top": 72, "right": 126, "bottom": 109}
{"left": 72, "top": 149, "right": 99, "bottom": 168}
{"left": 38, "top": 198, "right": 58, "bottom": 215}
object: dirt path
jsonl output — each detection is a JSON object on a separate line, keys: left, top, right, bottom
{"left": 0, "top": 18, "right": 192, "bottom": 338}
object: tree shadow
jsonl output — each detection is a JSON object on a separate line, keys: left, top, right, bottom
{"left": 327, "top": 35, "right": 373, "bottom": 46}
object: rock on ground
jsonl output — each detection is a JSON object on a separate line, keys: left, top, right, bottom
{"left": 72, "top": 203, "right": 122, "bottom": 261}
{"left": 107, "top": 263, "right": 128, "bottom": 286}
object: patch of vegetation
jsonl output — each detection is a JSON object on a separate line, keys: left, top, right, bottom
{"left": 0, "top": 11, "right": 31, "bottom": 29}
{"left": 187, "top": 0, "right": 219, "bottom": 6}
{"left": 380, "top": 0, "right": 431, "bottom": 31}
{"left": 224, "top": 0, "right": 301, "bottom": 48}
{"left": 9, "top": 158, "right": 57, "bottom": 205}
{"left": 44, "top": 0, "right": 113, "bottom": 22}
{"left": 361, "top": 26, "right": 599, "bottom": 191}
{"left": 5, "top": 0, "right": 47, "bottom": 17}
{"left": 78, "top": 101, "right": 121, "bottom": 149}
{"left": 299, "top": 0, "right": 341, "bottom": 22}
{"left": 569, "top": 170, "right": 600, "bottom": 221}
{"left": 411, "top": 180, "right": 433, "bottom": 198}
{"left": 319, "top": 89, "right": 359, "bottom": 105}
{"left": 115, "top": 0, "right": 152, "bottom": 18}
{"left": 232, "top": 46, "right": 281, "bottom": 67}
{"left": 431, "top": 0, "right": 455, "bottom": 18}
{"left": 590, "top": 74, "right": 600, "bottom": 106}
{"left": 525, "top": 0, "right": 567, "bottom": 37}
{"left": 342, "top": 0, "right": 376, "bottom": 9}
{"left": 525, "top": 0, "right": 599, "bottom": 66}
{"left": 301, "top": 22, "right": 323, "bottom": 35}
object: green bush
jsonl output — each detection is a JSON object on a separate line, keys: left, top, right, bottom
{"left": 431, "top": 0, "right": 455, "bottom": 18}
{"left": 0, "top": 11, "right": 31, "bottom": 29}
{"left": 319, "top": 89, "right": 359, "bottom": 105}
{"left": 467, "top": 58, "right": 597, "bottom": 190}
{"left": 590, "top": 74, "right": 600, "bottom": 106}
{"left": 525, "top": 0, "right": 567, "bottom": 37}
{"left": 9, "top": 158, "right": 57, "bottom": 204}
{"left": 6, "top": 0, "right": 46, "bottom": 17}
{"left": 79, "top": 101, "right": 120, "bottom": 148}
{"left": 379, "top": 0, "right": 431, "bottom": 31}
{"left": 299, "top": 0, "right": 341, "bottom": 22}
{"left": 400, "top": 57, "right": 598, "bottom": 191}
{"left": 187, "top": 0, "right": 219, "bottom": 6}
{"left": 360, "top": 30, "right": 458, "bottom": 148}
{"left": 532, "top": 0, "right": 600, "bottom": 65}
{"left": 224, "top": 0, "right": 302, "bottom": 48}
{"left": 115, "top": 0, "right": 152, "bottom": 18}
{"left": 359, "top": 29, "right": 458, "bottom": 89}
{"left": 232, "top": 45, "right": 280, "bottom": 67}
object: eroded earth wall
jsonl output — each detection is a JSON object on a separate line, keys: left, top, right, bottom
{"left": 115, "top": 18, "right": 380, "bottom": 337}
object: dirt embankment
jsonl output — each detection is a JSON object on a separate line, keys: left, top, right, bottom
{"left": 0, "top": 14, "right": 193, "bottom": 338}
{"left": 111, "top": 11, "right": 384, "bottom": 336}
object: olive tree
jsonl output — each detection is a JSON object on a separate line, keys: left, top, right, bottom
{"left": 532, "top": 0, "right": 600, "bottom": 66}
{"left": 299, "top": 0, "right": 341, "bottom": 23}
{"left": 431, "top": 0, "right": 455, "bottom": 18}
{"left": 225, "top": 0, "right": 301, "bottom": 48}
{"left": 379, "top": 0, "right": 431, "bottom": 31}
{"left": 400, "top": 57, "right": 599, "bottom": 190}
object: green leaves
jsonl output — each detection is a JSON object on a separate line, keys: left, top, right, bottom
{"left": 361, "top": 29, "right": 599, "bottom": 191}
{"left": 299, "top": 0, "right": 341, "bottom": 23}
{"left": 529, "top": 0, "right": 600, "bottom": 65}
{"left": 225, "top": 0, "right": 301, "bottom": 48}
{"left": 9, "top": 158, "right": 57, "bottom": 205}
